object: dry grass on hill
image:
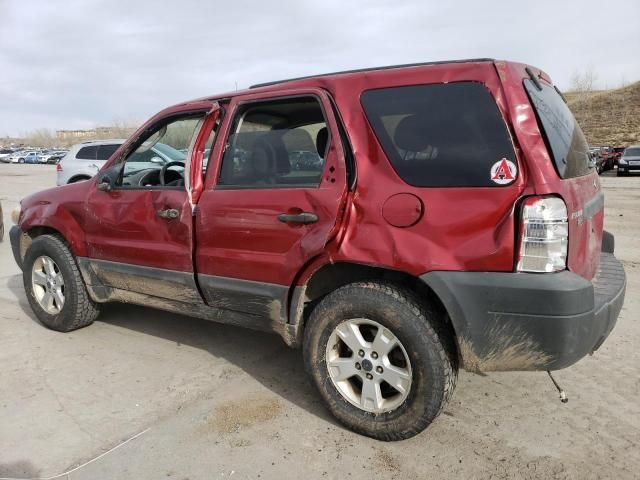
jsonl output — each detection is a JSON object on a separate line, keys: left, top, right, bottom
{"left": 566, "top": 81, "right": 640, "bottom": 146}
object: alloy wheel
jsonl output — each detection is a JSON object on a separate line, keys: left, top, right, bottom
{"left": 325, "top": 318, "right": 412, "bottom": 413}
{"left": 31, "top": 255, "right": 65, "bottom": 314}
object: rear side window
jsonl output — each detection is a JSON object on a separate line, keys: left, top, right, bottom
{"left": 524, "top": 80, "right": 592, "bottom": 178}
{"left": 361, "top": 82, "right": 516, "bottom": 187}
{"left": 76, "top": 146, "right": 97, "bottom": 160}
{"left": 96, "top": 144, "right": 120, "bottom": 160}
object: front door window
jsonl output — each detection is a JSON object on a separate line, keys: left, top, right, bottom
{"left": 116, "top": 115, "right": 204, "bottom": 188}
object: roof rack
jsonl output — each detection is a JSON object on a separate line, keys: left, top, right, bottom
{"left": 250, "top": 58, "right": 494, "bottom": 89}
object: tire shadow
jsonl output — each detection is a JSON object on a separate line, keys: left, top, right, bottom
{"left": 5, "top": 272, "right": 335, "bottom": 426}
{"left": 99, "top": 303, "right": 337, "bottom": 425}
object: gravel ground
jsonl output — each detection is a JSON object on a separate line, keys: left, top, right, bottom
{"left": 0, "top": 164, "right": 638, "bottom": 479}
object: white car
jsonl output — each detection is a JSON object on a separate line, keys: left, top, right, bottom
{"left": 56, "top": 139, "right": 186, "bottom": 185}
{"left": 0, "top": 149, "right": 14, "bottom": 162}
{"left": 7, "top": 151, "right": 37, "bottom": 164}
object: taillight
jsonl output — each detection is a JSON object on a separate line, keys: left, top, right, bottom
{"left": 517, "top": 196, "right": 568, "bottom": 273}
{"left": 56, "top": 163, "right": 62, "bottom": 172}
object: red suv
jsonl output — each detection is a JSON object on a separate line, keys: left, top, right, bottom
{"left": 9, "top": 59, "right": 626, "bottom": 440}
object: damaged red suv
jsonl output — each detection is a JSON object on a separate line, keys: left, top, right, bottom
{"left": 10, "top": 59, "right": 626, "bottom": 440}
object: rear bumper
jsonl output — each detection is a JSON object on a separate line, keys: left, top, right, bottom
{"left": 420, "top": 245, "right": 626, "bottom": 373}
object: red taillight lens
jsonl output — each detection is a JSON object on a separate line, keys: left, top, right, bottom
{"left": 56, "top": 163, "right": 62, "bottom": 172}
{"left": 517, "top": 196, "right": 568, "bottom": 273}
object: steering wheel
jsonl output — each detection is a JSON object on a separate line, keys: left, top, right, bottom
{"left": 159, "top": 161, "right": 185, "bottom": 186}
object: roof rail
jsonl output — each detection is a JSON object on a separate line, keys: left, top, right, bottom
{"left": 250, "top": 58, "right": 494, "bottom": 89}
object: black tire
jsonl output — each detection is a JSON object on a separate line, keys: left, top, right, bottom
{"left": 617, "top": 170, "right": 625, "bottom": 177}
{"left": 23, "top": 234, "right": 100, "bottom": 332}
{"left": 68, "top": 176, "right": 91, "bottom": 184}
{"left": 303, "top": 281, "right": 457, "bottom": 441}
{"left": 18, "top": 158, "right": 25, "bottom": 164}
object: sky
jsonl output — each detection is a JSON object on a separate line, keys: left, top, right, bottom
{"left": 0, "top": 0, "right": 638, "bottom": 137}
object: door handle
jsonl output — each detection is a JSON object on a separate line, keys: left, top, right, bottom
{"left": 157, "top": 208, "right": 180, "bottom": 219}
{"left": 278, "top": 212, "right": 318, "bottom": 224}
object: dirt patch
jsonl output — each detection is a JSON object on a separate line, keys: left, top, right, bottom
{"left": 374, "top": 447, "right": 401, "bottom": 473}
{"left": 206, "top": 397, "right": 283, "bottom": 434}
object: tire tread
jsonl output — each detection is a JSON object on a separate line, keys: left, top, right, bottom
{"left": 303, "top": 280, "right": 458, "bottom": 441}
{"left": 24, "top": 234, "right": 99, "bottom": 331}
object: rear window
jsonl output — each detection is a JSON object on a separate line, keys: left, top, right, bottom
{"left": 96, "top": 144, "right": 120, "bottom": 160}
{"left": 361, "top": 82, "right": 517, "bottom": 187}
{"left": 76, "top": 146, "right": 97, "bottom": 160}
{"left": 524, "top": 80, "right": 592, "bottom": 179}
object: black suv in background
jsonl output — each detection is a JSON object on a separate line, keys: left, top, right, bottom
{"left": 618, "top": 145, "right": 640, "bottom": 176}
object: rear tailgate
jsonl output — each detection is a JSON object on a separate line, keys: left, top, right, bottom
{"left": 500, "top": 62, "right": 603, "bottom": 280}
{"left": 560, "top": 173, "right": 603, "bottom": 280}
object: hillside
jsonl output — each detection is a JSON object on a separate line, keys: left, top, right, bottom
{"left": 566, "top": 81, "right": 640, "bottom": 145}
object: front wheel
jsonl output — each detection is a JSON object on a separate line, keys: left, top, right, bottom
{"left": 23, "top": 234, "right": 100, "bottom": 332}
{"left": 303, "top": 282, "right": 457, "bottom": 441}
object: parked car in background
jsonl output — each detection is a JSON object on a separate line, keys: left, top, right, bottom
{"left": 39, "top": 150, "right": 67, "bottom": 164}
{"left": 0, "top": 149, "right": 14, "bottom": 162}
{"left": 7, "top": 150, "right": 39, "bottom": 164}
{"left": 10, "top": 59, "right": 625, "bottom": 441}
{"left": 589, "top": 147, "right": 606, "bottom": 174}
{"left": 613, "top": 146, "right": 626, "bottom": 165}
{"left": 6, "top": 151, "right": 27, "bottom": 163}
{"left": 56, "top": 139, "right": 185, "bottom": 185}
{"left": 38, "top": 150, "right": 53, "bottom": 164}
{"left": 23, "top": 152, "right": 41, "bottom": 164}
{"left": 591, "top": 146, "right": 618, "bottom": 173}
{"left": 601, "top": 146, "right": 615, "bottom": 170}
{"left": 617, "top": 145, "right": 640, "bottom": 176}
{"left": 46, "top": 151, "right": 67, "bottom": 164}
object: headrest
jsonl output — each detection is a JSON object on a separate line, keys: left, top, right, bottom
{"left": 316, "top": 127, "right": 329, "bottom": 158}
{"left": 393, "top": 115, "right": 431, "bottom": 152}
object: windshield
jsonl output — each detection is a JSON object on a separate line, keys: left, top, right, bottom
{"left": 524, "top": 79, "right": 592, "bottom": 179}
{"left": 624, "top": 148, "right": 640, "bottom": 157}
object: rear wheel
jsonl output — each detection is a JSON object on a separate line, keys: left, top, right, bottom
{"left": 23, "top": 235, "right": 100, "bottom": 332}
{"left": 18, "top": 158, "right": 25, "bottom": 164}
{"left": 303, "top": 281, "right": 457, "bottom": 441}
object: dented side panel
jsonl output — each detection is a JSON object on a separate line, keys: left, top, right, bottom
{"left": 18, "top": 181, "right": 91, "bottom": 257}
{"left": 291, "top": 61, "right": 533, "bottom": 285}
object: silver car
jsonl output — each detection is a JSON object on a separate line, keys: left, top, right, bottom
{"left": 56, "top": 139, "right": 185, "bottom": 185}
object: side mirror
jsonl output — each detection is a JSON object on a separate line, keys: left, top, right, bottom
{"left": 96, "top": 162, "right": 124, "bottom": 192}
{"left": 150, "top": 156, "right": 164, "bottom": 164}
{"left": 97, "top": 176, "right": 112, "bottom": 192}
